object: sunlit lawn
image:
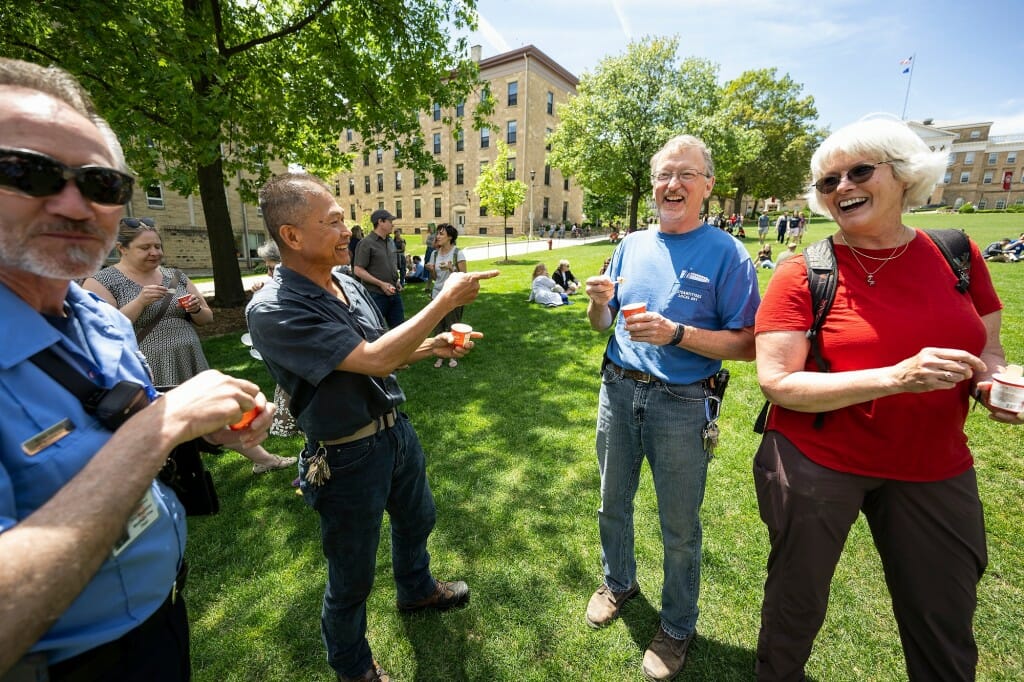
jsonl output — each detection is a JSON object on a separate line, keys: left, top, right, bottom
{"left": 190, "top": 212, "right": 1023, "bottom": 681}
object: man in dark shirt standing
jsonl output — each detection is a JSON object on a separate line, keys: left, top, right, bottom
{"left": 247, "top": 173, "right": 498, "bottom": 682}
{"left": 354, "top": 209, "right": 403, "bottom": 328}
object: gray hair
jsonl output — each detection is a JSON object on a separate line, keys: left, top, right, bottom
{"left": 258, "top": 172, "right": 330, "bottom": 245}
{"left": 256, "top": 240, "right": 281, "bottom": 262}
{"left": 806, "top": 118, "right": 947, "bottom": 218}
{"left": 650, "top": 134, "right": 715, "bottom": 177}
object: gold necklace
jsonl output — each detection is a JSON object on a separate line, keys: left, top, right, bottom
{"left": 838, "top": 231, "right": 912, "bottom": 286}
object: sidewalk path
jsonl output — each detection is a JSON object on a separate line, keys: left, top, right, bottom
{"left": 195, "top": 235, "right": 612, "bottom": 297}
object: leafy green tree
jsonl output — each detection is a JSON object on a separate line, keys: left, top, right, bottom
{"left": 546, "top": 37, "right": 725, "bottom": 231}
{"left": 720, "top": 68, "right": 824, "bottom": 215}
{"left": 583, "top": 190, "right": 630, "bottom": 229}
{"left": 1, "top": 0, "right": 483, "bottom": 305}
{"left": 474, "top": 140, "right": 526, "bottom": 262}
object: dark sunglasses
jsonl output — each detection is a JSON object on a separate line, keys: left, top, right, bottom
{"left": 812, "top": 160, "right": 900, "bottom": 195}
{"left": 120, "top": 217, "right": 156, "bottom": 228}
{"left": 0, "top": 147, "right": 134, "bottom": 206}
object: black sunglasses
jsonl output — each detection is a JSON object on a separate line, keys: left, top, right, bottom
{"left": 812, "top": 160, "right": 900, "bottom": 195}
{"left": 120, "top": 217, "right": 156, "bottom": 228}
{"left": 0, "top": 147, "right": 134, "bottom": 206}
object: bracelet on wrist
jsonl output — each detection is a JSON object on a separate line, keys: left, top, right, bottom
{"left": 669, "top": 323, "right": 685, "bottom": 346}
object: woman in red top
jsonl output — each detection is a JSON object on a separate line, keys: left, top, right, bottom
{"left": 752, "top": 118, "right": 1022, "bottom": 681}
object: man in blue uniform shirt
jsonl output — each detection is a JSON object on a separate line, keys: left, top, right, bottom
{"left": 584, "top": 134, "right": 760, "bottom": 681}
{"left": 0, "top": 58, "right": 273, "bottom": 681}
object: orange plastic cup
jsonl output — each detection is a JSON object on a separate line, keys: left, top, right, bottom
{"left": 620, "top": 302, "right": 646, "bottom": 320}
{"left": 229, "top": 407, "right": 260, "bottom": 431}
{"left": 450, "top": 323, "right": 473, "bottom": 348}
{"left": 177, "top": 294, "right": 192, "bottom": 310}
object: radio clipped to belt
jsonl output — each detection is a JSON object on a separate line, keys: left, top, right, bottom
{"left": 702, "top": 369, "right": 730, "bottom": 456}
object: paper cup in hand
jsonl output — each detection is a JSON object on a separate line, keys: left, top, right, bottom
{"left": 990, "top": 372, "right": 1024, "bottom": 413}
{"left": 177, "top": 295, "right": 192, "bottom": 309}
{"left": 450, "top": 323, "right": 473, "bottom": 348}
{"left": 621, "top": 302, "right": 646, "bottom": 320}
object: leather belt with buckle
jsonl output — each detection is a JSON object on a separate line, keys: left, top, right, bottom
{"left": 607, "top": 360, "right": 658, "bottom": 383}
{"left": 322, "top": 410, "right": 398, "bottom": 445}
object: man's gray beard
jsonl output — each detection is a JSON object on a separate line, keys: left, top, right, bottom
{"left": 0, "top": 242, "right": 107, "bottom": 281}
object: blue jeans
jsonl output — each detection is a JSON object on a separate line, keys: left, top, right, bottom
{"left": 368, "top": 291, "right": 405, "bottom": 329}
{"left": 299, "top": 415, "right": 437, "bottom": 678}
{"left": 595, "top": 365, "right": 711, "bottom": 640}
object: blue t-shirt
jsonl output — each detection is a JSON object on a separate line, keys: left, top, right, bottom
{"left": 605, "top": 225, "right": 760, "bottom": 384}
{"left": 246, "top": 266, "right": 405, "bottom": 442}
{"left": 0, "top": 282, "right": 185, "bottom": 664}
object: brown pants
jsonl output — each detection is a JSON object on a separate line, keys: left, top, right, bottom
{"left": 753, "top": 431, "right": 987, "bottom": 681}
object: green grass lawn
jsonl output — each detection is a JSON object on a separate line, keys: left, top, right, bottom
{"left": 190, "top": 214, "right": 1023, "bottom": 681}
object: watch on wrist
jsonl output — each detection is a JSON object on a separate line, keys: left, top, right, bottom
{"left": 669, "top": 323, "right": 685, "bottom": 346}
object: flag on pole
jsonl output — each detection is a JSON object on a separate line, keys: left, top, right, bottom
{"left": 1003, "top": 171, "right": 1013, "bottom": 191}
{"left": 900, "top": 56, "right": 913, "bottom": 74}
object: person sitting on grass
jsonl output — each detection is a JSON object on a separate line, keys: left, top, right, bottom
{"left": 528, "top": 263, "right": 570, "bottom": 307}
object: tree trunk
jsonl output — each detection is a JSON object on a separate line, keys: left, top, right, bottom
{"left": 628, "top": 188, "right": 641, "bottom": 232}
{"left": 196, "top": 156, "right": 245, "bottom": 306}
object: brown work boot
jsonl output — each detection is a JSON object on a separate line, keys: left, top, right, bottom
{"left": 397, "top": 579, "right": 470, "bottom": 612}
{"left": 585, "top": 582, "right": 639, "bottom": 628}
{"left": 337, "top": 659, "right": 391, "bottom": 681}
{"left": 642, "top": 626, "right": 694, "bottom": 681}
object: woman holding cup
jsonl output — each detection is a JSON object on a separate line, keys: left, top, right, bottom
{"left": 427, "top": 223, "right": 467, "bottom": 367}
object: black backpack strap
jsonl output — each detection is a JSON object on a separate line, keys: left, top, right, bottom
{"left": 922, "top": 228, "right": 971, "bottom": 293}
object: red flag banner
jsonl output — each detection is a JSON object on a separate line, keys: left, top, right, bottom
{"left": 1003, "top": 171, "right": 1013, "bottom": 191}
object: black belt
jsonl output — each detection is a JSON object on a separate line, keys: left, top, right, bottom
{"left": 606, "top": 361, "right": 709, "bottom": 387}
{"left": 3, "top": 562, "right": 189, "bottom": 682}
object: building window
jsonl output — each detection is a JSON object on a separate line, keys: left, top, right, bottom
{"left": 414, "top": 198, "right": 422, "bottom": 218}
{"left": 959, "top": 172, "right": 970, "bottom": 183}
{"left": 480, "top": 127, "right": 490, "bottom": 148}
{"left": 364, "top": 176, "right": 371, "bottom": 193}
{"left": 456, "top": 100, "right": 464, "bottom": 117}
{"left": 395, "top": 172, "right": 402, "bottom": 191}
{"left": 964, "top": 152, "right": 975, "bottom": 165}
{"left": 995, "top": 199, "right": 1006, "bottom": 209}
{"left": 456, "top": 163, "right": 464, "bottom": 185}
{"left": 562, "top": 201, "right": 568, "bottom": 222}
{"left": 983, "top": 171, "right": 994, "bottom": 184}
{"left": 434, "top": 197, "right": 442, "bottom": 218}
{"left": 433, "top": 133, "right": 441, "bottom": 154}
{"left": 969, "top": 130, "right": 981, "bottom": 139}
{"left": 479, "top": 204, "right": 487, "bottom": 217}
{"left": 506, "top": 160, "right": 516, "bottom": 181}
{"left": 432, "top": 103, "right": 441, "bottom": 121}
{"left": 480, "top": 84, "right": 491, "bottom": 103}
{"left": 433, "top": 174, "right": 441, "bottom": 187}
{"left": 943, "top": 172, "right": 952, "bottom": 184}
{"left": 507, "top": 120, "right": 517, "bottom": 144}
{"left": 376, "top": 173, "right": 384, "bottom": 192}
{"left": 413, "top": 175, "right": 422, "bottom": 189}
{"left": 350, "top": 204, "right": 356, "bottom": 220}
{"left": 543, "top": 197, "right": 550, "bottom": 219}
{"left": 546, "top": 91, "right": 554, "bottom": 115}
{"left": 456, "top": 128, "right": 464, "bottom": 152}
{"left": 507, "top": 81, "right": 518, "bottom": 106}
{"left": 375, "top": 147, "right": 383, "bottom": 164}
{"left": 947, "top": 152, "right": 956, "bottom": 166}
{"left": 395, "top": 200, "right": 403, "bottom": 218}
{"left": 334, "top": 180, "right": 341, "bottom": 196}
{"left": 145, "top": 183, "right": 164, "bottom": 209}
{"left": 1008, "top": 151, "right": 1018, "bottom": 163}
{"left": 977, "top": 199, "right": 987, "bottom": 209}
{"left": 545, "top": 127, "right": 552, "bottom": 151}
{"left": 563, "top": 178, "right": 569, "bottom": 191}
{"left": 394, "top": 148, "right": 400, "bottom": 161}
{"left": 544, "top": 165, "right": 551, "bottom": 186}
{"left": 378, "top": 201, "right": 384, "bottom": 210}
{"left": 987, "top": 152, "right": 998, "bottom": 165}
{"left": 348, "top": 178, "right": 355, "bottom": 195}
{"left": 363, "top": 151, "right": 370, "bottom": 166}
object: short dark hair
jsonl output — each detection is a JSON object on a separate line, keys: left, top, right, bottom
{"left": 259, "top": 173, "right": 330, "bottom": 245}
{"left": 436, "top": 222, "right": 458, "bottom": 244}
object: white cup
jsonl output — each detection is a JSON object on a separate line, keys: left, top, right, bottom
{"left": 990, "top": 372, "right": 1024, "bottom": 413}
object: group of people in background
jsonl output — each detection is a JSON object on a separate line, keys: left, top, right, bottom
{"left": 4, "top": 55, "right": 1023, "bottom": 682}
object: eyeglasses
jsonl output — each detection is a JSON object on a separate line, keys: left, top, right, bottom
{"left": 0, "top": 147, "right": 134, "bottom": 206}
{"left": 811, "top": 160, "right": 900, "bottom": 194}
{"left": 651, "top": 169, "right": 711, "bottom": 184}
{"left": 120, "top": 217, "right": 156, "bottom": 228}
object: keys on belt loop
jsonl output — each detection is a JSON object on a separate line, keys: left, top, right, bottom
{"left": 702, "top": 393, "right": 722, "bottom": 457}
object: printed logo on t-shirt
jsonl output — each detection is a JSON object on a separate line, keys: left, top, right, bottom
{"left": 677, "top": 269, "right": 710, "bottom": 302}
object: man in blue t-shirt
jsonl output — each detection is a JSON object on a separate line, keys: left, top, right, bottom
{"left": 0, "top": 58, "right": 273, "bottom": 680}
{"left": 248, "top": 172, "right": 498, "bottom": 682}
{"left": 583, "top": 134, "right": 760, "bottom": 681}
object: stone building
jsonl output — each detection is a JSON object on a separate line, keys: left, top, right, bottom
{"left": 332, "top": 44, "right": 584, "bottom": 242}
{"left": 920, "top": 120, "right": 1024, "bottom": 210}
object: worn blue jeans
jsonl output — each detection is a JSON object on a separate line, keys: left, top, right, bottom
{"left": 299, "top": 414, "right": 437, "bottom": 678}
{"left": 368, "top": 290, "right": 405, "bottom": 330}
{"left": 595, "top": 365, "right": 711, "bottom": 640}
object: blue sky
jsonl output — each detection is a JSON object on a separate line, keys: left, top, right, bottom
{"left": 462, "top": 0, "right": 1024, "bottom": 135}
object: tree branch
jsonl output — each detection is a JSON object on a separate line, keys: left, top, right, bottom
{"left": 223, "top": 0, "right": 336, "bottom": 57}
{"left": 209, "top": 0, "right": 227, "bottom": 54}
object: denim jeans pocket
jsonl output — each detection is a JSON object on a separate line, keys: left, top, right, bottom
{"left": 299, "top": 437, "right": 379, "bottom": 511}
{"left": 601, "top": 364, "right": 624, "bottom": 384}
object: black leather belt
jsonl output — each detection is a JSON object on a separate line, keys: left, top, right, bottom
{"left": 606, "top": 361, "right": 710, "bottom": 388}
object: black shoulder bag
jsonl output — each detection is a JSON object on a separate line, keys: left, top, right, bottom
{"left": 29, "top": 348, "right": 220, "bottom": 516}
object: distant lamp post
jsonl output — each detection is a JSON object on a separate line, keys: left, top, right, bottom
{"left": 529, "top": 169, "right": 536, "bottom": 241}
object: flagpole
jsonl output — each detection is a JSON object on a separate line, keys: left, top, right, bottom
{"left": 901, "top": 54, "right": 916, "bottom": 120}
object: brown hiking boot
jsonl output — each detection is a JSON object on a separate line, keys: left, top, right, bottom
{"left": 585, "top": 582, "right": 639, "bottom": 628}
{"left": 642, "top": 626, "right": 694, "bottom": 681}
{"left": 337, "top": 659, "right": 391, "bottom": 681}
{"left": 397, "top": 579, "right": 470, "bottom": 612}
